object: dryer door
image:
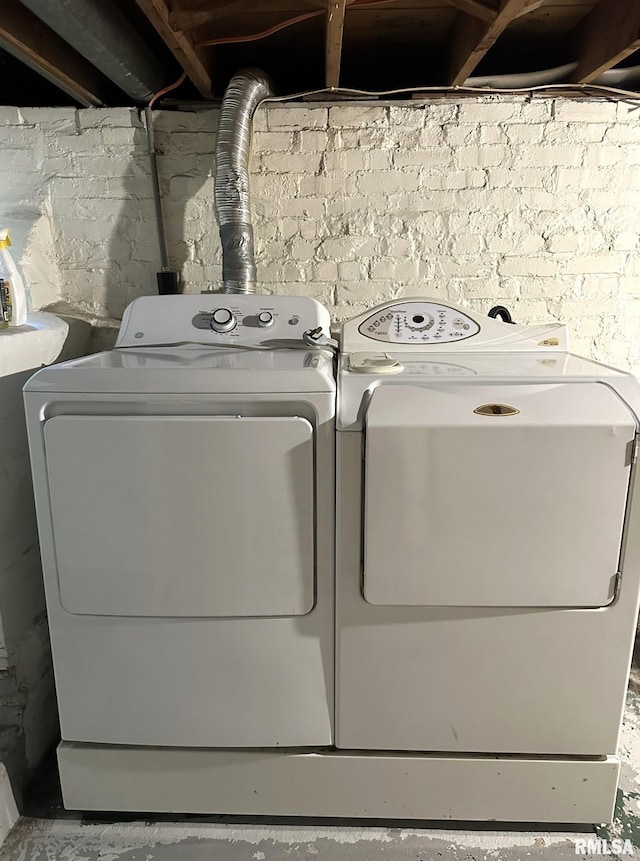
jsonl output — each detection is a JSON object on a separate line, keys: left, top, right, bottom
{"left": 364, "top": 382, "right": 635, "bottom": 608}
{"left": 44, "top": 415, "right": 314, "bottom": 617}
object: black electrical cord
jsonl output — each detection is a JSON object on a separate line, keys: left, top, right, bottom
{"left": 144, "top": 106, "right": 180, "bottom": 295}
{"left": 488, "top": 305, "right": 514, "bottom": 324}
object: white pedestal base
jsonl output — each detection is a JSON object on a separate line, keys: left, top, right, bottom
{"left": 58, "top": 743, "right": 619, "bottom": 824}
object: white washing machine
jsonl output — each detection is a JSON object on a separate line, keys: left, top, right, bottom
{"left": 335, "top": 298, "right": 640, "bottom": 823}
{"left": 24, "top": 295, "right": 335, "bottom": 802}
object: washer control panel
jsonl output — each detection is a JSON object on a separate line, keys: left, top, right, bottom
{"left": 116, "top": 295, "right": 331, "bottom": 348}
{"left": 359, "top": 301, "right": 480, "bottom": 344}
{"left": 192, "top": 306, "right": 295, "bottom": 334}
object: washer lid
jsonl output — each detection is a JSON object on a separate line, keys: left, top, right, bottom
{"left": 364, "top": 382, "right": 636, "bottom": 608}
{"left": 23, "top": 346, "right": 335, "bottom": 394}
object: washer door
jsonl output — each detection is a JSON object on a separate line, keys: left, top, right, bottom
{"left": 364, "top": 383, "right": 635, "bottom": 608}
{"left": 45, "top": 415, "right": 314, "bottom": 617}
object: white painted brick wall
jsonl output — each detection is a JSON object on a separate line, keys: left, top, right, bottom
{"left": 0, "top": 97, "right": 639, "bottom": 370}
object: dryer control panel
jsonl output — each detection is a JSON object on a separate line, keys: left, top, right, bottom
{"left": 359, "top": 301, "right": 479, "bottom": 344}
{"left": 116, "top": 294, "right": 331, "bottom": 348}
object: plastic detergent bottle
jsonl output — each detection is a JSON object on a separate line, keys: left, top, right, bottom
{"left": 0, "top": 229, "right": 27, "bottom": 327}
{"left": 0, "top": 281, "right": 8, "bottom": 329}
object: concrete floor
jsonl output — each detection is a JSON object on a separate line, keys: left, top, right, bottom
{"left": 4, "top": 649, "right": 640, "bottom": 861}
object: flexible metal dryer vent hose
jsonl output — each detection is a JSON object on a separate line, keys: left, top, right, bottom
{"left": 214, "top": 68, "right": 274, "bottom": 294}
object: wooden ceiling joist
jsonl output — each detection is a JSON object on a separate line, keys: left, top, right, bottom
{"left": 445, "top": 0, "right": 497, "bottom": 25}
{"left": 326, "top": 0, "right": 347, "bottom": 88}
{"left": 168, "top": 0, "right": 266, "bottom": 33}
{"left": 133, "top": 0, "right": 213, "bottom": 98}
{"left": 168, "top": 9, "right": 217, "bottom": 32}
{"left": 574, "top": 0, "right": 640, "bottom": 83}
{"left": 447, "top": 0, "right": 533, "bottom": 86}
{"left": 514, "top": 0, "right": 547, "bottom": 18}
{"left": 0, "top": 0, "right": 107, "bottom": 106}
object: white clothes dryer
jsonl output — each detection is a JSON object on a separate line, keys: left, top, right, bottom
{"left": 335, "top": 298, "right": 640, "bottom": 824}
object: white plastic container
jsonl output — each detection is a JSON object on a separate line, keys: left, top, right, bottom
{"left": 0, "top": 229, "right": 27, "bottom": 327}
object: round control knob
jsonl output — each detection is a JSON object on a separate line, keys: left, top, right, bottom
{"left": 210, "top": 308, "right": 236, "bottom": 332}
{"left": 257, "top": 311, "right": 274, "bottom": 328}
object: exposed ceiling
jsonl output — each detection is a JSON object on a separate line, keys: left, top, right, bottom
{"left": 1, "top": 0, "right": 639, "bottom": 106}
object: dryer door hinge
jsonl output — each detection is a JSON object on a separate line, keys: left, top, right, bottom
{"left": 614, "top": 570, "right": 622, "bottom": 600}
{"left": 626, "top": 438, "right": 639, "bottom": 466}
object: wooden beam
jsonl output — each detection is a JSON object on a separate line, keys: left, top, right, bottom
{"left": 514, "top": 0, "right": 546, "bottom": 18}
{"left": 170, "top": 3, "right": 274, "bottom": 33}
{"left": 447, "top": 0, "right": 531, "bottom": 86}
{"left": 326, "top": 0, "right": 347, "bottom": 88}
{"left": 574, "top": 0, "right": 640, "bottom": 83}
{"left": 0, "top": 1, "right": 107, "bottom": 106}
{"left": 169, "top": 9, "right": 219, "bottom": 31}
{"left": 133, "top": 0, "right": 213, "bottom": 98}
{"left": 168, "top": 0, "right": 322, "bottom": 32}
{"left": 444, "top": 0, "right": 496, "bottom": 25}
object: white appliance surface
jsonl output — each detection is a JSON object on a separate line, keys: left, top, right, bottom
{"left": 364, "top": 381, "right": 634, "bottom": 607}
{"left": 343, "top": 298, "right": 569, "bottom": 353}
{"left": 336, "top": 298, "right": 640, "bottom": 761}
{"left": 116, "top": 293, "right": 332, "bottom": 349}
{"left": 58, "top": 742, "right": 619, "bottom": 824}
{"left": 25, "top": 295, "right": 335, "bottom": 749}
{"left": 22, "top": 292, "right": 640, "bottom": 823}
{"left": 25, "top": 347, "right": 335, "bottom": 395}
{"left": 338, "top": 352, "right": 627, "bottom": 430}
{"left": 46, "top": 415, "right": 314, "bottom": 617}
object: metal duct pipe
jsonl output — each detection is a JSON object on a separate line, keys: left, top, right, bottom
{"left": 466, "top": 63, "right": 578, "bottom": 88}
{"left": 465, "top": 63, "right": 640, "bottom": 89}
{"left": 214, "top": 68, "right": 274, "bottom": 294}
{"left": 595, "top": 65, "right": 640, "bottom": 86}
{"left": 19, "top": 0, "right": 167, "bottom": 102}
